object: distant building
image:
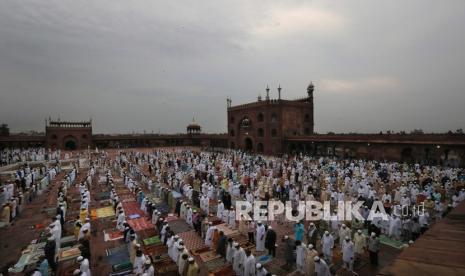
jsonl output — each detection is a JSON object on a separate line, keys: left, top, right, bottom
{"left": 45, "top": 119, "right": 92, "bottom": 150}
{"left": 227, "top": 83, "right": 314, "bottom": 155}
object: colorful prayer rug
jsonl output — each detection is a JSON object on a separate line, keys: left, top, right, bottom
{"left": 178, "top": 230, "right": 205, "bottom": 251}
{"left": 168, "top": 219, "right": 192, "bottom": 234}
{"left": 96, "top": 206, "right": 115, "bottom": 218}
{"left": 104, "top": 230, "right": 123, "bottom": 242}
{"left": 199, "top": 250, "right": 221, "bottom": 262}
{"left": 127, "top": 217, "right": 153, "bottom": 231}
{"left": 143, "top": 236, "right": 161, "bottom": 246}
{"left": 205, "top": 257, "right": 228, "bottom": 272}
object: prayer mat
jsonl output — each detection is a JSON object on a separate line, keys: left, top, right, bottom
{"left": 215, "top": 223, "right": 238, "bottom": 237}
{"left": 127, "top": 217, "right": 153, "bottom": 232}
{"left": 104, "top": 230, "right": 124, "bottom": 242}
{"left": 143, "top": 236, "right": 161, "bottom": 246}
{"left": 96, "top": 191, "right": 111, "bottom": 200}
{"left": 112, "top": 261, "right": 132, "bottom": 272}
{"left": 199, "top": 250, "right": 221, "bottom": 262}
{"left": 178, "top": 230, "right": 205, "bottom": 250}
{"left": 122, "top": 198, "right": 136, "bottom": 203}
{"left": 154, "top": 203, "right": 170, "bottom": 214}
{"left": 106, "top": 245, "right": 128, "bottom": 256}
{"left": 211, "top": 264, "right": 234, "bottom": 276}
{"left": 205, "top": 257, "right": 228, "bottom": 272}
{"left": 58, "top": 247, "right": 81, "bottom": 262}
{"left": 107, "top": 250, "right": 130, "bottom": 266}
{"left": 109, "top": 269, "right": 132, "bottom": 276}
{"left": 256, "top": 254, "right": 273, "bottom": 265}
{"left": 137, "top": 228, "right": 158, "bottom": 239}
{"left": 379, "top": 235, "right": 405, "bottom": 249}
{"left": 155, "top": 262, "right": 178, "bottom": 275}
{"left": 164, "top": 214, "right": 179, "bottom": 222}
{"left": 191, "top": 246, "right": 210, "bottom": 256}
{"left": 168, "top": 219, "right": 192, "bottom": 234}
{"left": 238, "top": 240, "right": 255, "bottom": 251}
{"left": 96, "top": 206, "right": 115, "bottom": 218}
{"left": 143, "top": 244, "right": 166, "bottom": 257}
{"left": 122, "top": 202, "right": 144, "bottom": 217}
{"left": 361, "top": 230, "right": 405, "bottom": 249}
{"left": 128, "top": 214, "right": 141, "bottom": 219}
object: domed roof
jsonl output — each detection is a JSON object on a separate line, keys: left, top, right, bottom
{"left": 187, "top": 122, "right": 201, "bottom": 129}
{"left": 187, "top": 117, "right": 201, "bottom": 134}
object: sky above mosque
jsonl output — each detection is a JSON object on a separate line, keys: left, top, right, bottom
{"left": 0, "top": 1, "right": 464, "bottom": 134}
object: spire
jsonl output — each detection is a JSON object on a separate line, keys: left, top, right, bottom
{"left": 278, "top": 84, "right": 282, "bottom": 100}
{"left": 265, "top": 85, "right": 270, "bottom": 101}
{"left": 307, "top": 82, "right": 314, "bottom": 97}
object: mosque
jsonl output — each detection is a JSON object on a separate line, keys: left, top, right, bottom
{"left": 1, "top": 83, "right": 465, "bottom": 166}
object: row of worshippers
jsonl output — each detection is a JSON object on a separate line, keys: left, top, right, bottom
{"left": 0, "top": 147, "right": 59, "bottom": 166}
{"left": 0, "top": 163, "right": 66, "bottom": 226}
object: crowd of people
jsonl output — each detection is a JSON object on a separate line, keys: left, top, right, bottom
{"left": 2, "top": 147, "right": 465, "bottom": 275}
{"left": 0, "top": 162, "right": 61, "bottom": 226}
{"left": 105, "top": 148, "right": 465, "bottom": 275}
{"left": 0, "top": 148, "right": 61, "bottom": 166}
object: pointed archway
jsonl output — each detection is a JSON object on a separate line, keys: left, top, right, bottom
{"left": 244, "top": 137, "right": 253, "bottom": 151}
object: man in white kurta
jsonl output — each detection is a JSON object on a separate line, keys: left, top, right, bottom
{"left": 77, "top": 256, "right": 91, "bottom": 276}
{"left": 321, "top": 231, "right": 334, "bottom": 263}
{"left": 228, "top": 207, "right": 236, "bottom": 229}
{"left": 339, "top": 224, "right": 351, "bottom": 248}
{"left": 255, "top": 222, "right": 266, "bottom": 252}
{"left": 205, "top": 223, "right": 216, "bottom": 248}
{"left": 296, "top": 241, "right": 307, "bottom": 274}
{"left": 353, "top": 230, "right": 366, "bottom": 260}
{"left": 233, "top": 245, "right": 246, "bottom": 276}
{"left": 243, "top": 250, "right": 256, "bottom": 276}
{"left": 256, "top": 263, "right": 268, "bottom": 276}
{"left": 342, "top": 237, "right": 355, "bottom": 271}
{"left": 217, "top": 200, "right": 224, "bottom": 220}
{"left": 314, "top": 256, "right": 331, "bottom": 276}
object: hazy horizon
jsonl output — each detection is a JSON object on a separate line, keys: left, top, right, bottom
{"left": 1, "top": 1, "right": 464, "bottom": 134}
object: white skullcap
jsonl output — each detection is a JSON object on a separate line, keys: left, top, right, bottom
{"left": 188, "top": 257, "right": 194, "bottom": 262}
{"left": 314, "top": 256, "right": 320, "bottom": 261}
{"left": 145, "top": 259, "right": 151, "bottom": 265}
{"left": 73, "top": 269, "right": 81, "bottom": 275}
{"left": 76, "top": 256, "right": 84, "bottom": 262}
{"left": 308, "top": 244, "right": 314, "bottom": 249}
{"left": 256, "top": 263, "right": 262, "bottom": 269}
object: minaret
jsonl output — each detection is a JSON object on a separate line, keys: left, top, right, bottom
{"left": 265, "top": 85, "right": 270, "bottom": 101}
{"left": 307, "top": 82, "right": 315, "bottom": 133}
{"left": 278, "top": 84, "right": 282, "bottom": 100}
{"left": 257, "top": 93, "right": 262, "bottom": 102}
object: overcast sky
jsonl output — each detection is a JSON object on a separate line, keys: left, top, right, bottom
{"left": 1, "top": 1, "right": 464, "bottom": 134}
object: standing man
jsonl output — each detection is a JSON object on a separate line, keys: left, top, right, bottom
{"left": 264, "top": 226, "right": 277, "bottom": 257}
{"left": 368, "top": 232, "right": 380, "bottom": 265}
{"left": 255, "top": 222, "right": 266, "bottom": 252}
